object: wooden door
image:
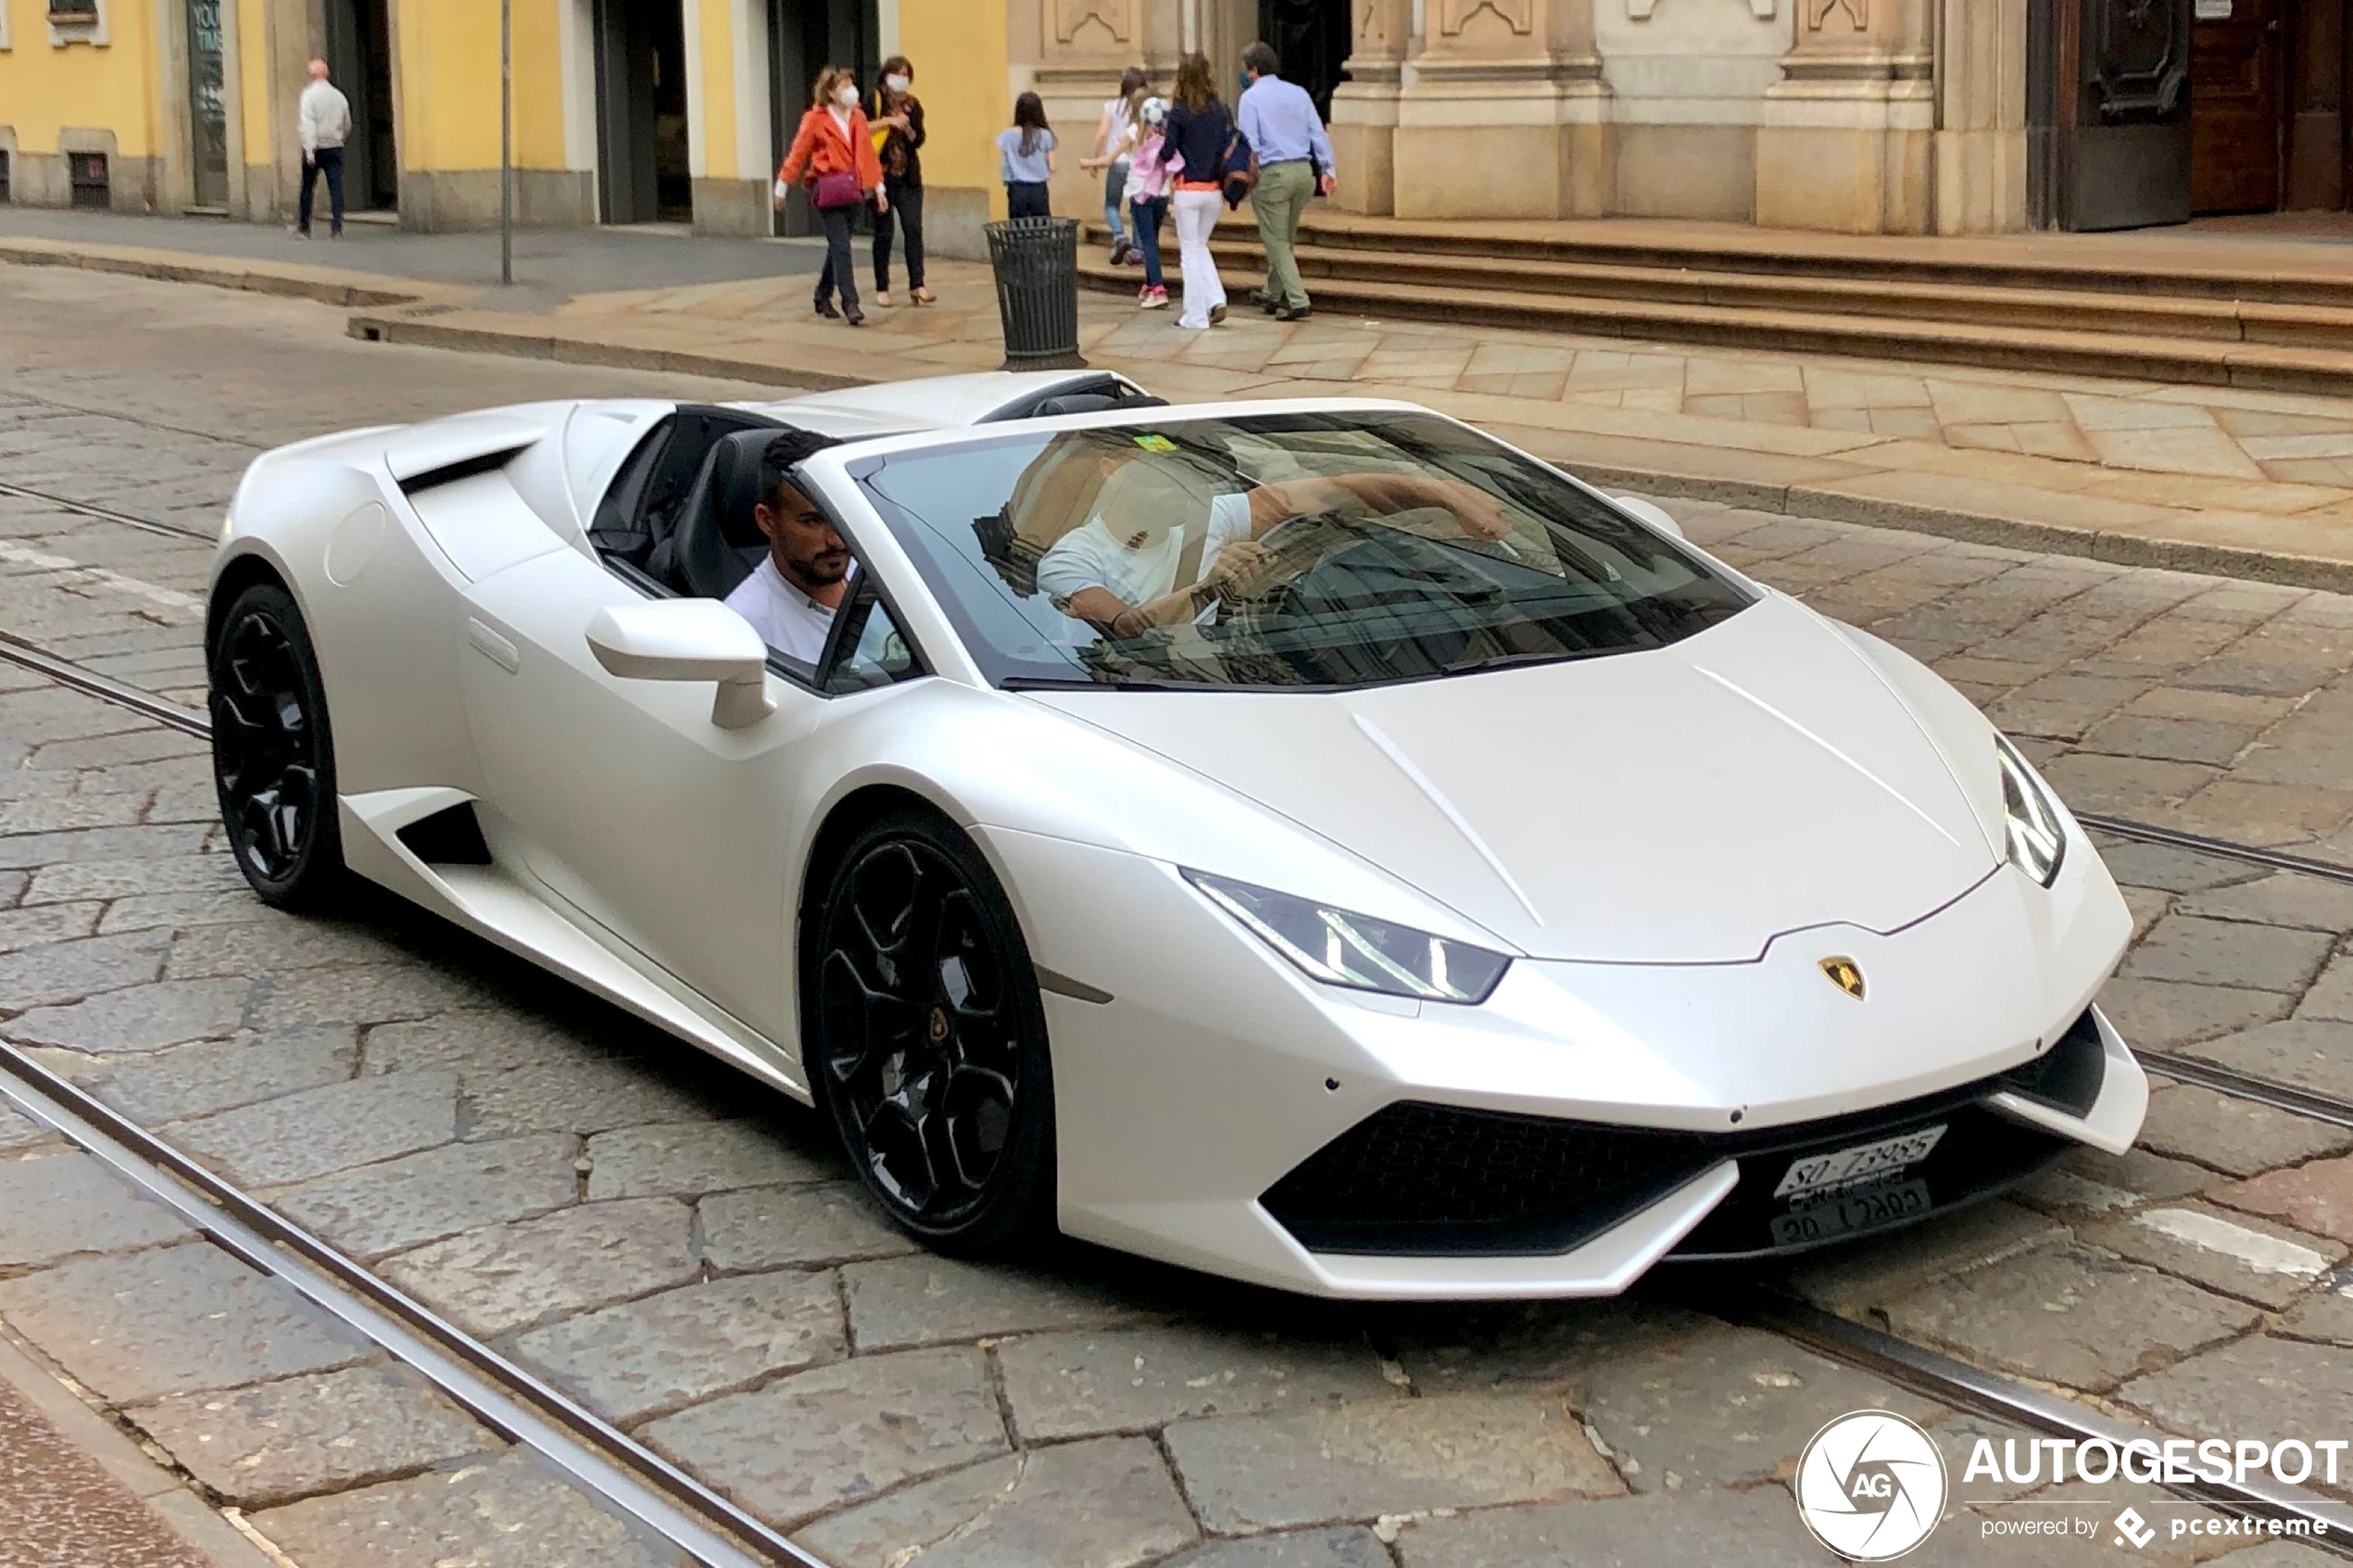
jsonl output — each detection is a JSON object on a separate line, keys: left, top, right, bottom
{"left": 2057, "top": 0, "right": 2196, "bottom": 229}
{"left": 2194, "top": 0, "right": 2286, "bottom": 211}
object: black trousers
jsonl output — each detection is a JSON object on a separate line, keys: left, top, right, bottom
{"left": 811, "top": 203, "right": 862, "bottom": 317}
{"left": 298, "top": 146, "right": 346, "bottom": 235}
{"left": 1005, "top": 181, "right": 1050, "bottom": 219}
{"left": 874, "top": 176, "right": 925, "bottom": 292}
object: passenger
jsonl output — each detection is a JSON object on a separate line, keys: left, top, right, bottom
{"left": 724, "top": 430, "right": 849, "bottom": 664}
{"left": 1038, "top": 458, "right": 1515, "bottom": 637}
{"left": 1038, "top": 461, "right": 1253, "bottom": 636}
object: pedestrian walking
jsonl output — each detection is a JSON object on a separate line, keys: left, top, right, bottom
{"left": 1123, "top": 97, "right": 1175, "bottom": 310}
{"left": 1237, "top": 41, "right": 1336, "bottom": 322}
{"left": 870, "top": 56, "right": 932, "bottom": 307}
{"left": 996, "top": 94, "right": 1058, "bottom": 220}
{"left": 1163, "top": 54, "right": 1234, "bottom": 331}
{"left": 295, "top": 57, "right": 351, "bottom": 240}
{"left": 1083, "top": 68, "right": 1147, "bottom": 264}
{"left": 778, "top": 67, "right": 887, "bottom": 327}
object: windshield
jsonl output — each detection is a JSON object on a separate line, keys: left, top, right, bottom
{"left": 855, "top": 411, "right": 1753, "bottom": 691}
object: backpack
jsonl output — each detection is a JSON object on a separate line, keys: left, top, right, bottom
{"left": 1219, "top": 110, "right": 1256, "bottom": 208}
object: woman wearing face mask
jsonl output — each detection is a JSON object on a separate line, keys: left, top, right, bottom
{"left": 777, "top": 66, "right": 887, "bottom": 326}
{"left": 870, "top": 56, "right": 931, "bottom": 307}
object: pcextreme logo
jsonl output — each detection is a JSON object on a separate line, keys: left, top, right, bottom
{"left": 1793, "top": 1410, "right": 1950, "bottom": 1561}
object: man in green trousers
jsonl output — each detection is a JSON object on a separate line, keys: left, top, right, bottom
{"left": 1237, "top": 41, "right": 1338, "bottom": 323}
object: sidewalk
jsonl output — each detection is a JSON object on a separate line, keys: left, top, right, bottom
{"left": 12, "top": 207, "right": 2353, "bottom": 591}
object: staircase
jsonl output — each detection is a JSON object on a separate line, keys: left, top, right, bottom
{"left": 1077, "top": 216, "right": 2353, "bottom": 397}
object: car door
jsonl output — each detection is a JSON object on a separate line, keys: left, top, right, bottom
{"left": 455, "top": 543, "right": 829, "bottom": 1042}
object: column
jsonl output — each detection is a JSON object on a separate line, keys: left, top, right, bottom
{"left": 1931, "top": 0, "right": 2028, "bottom": 232}
{"left": 1026, "top": 0, "right": 1151, "bottom": 224}
{"left": 1755, "top": 0, "right": 1935, "bottom": 232}
{"left": 1391, "top": 0, "right": 1612, "bottom": 221}
{"left": 1330, "top": 0, "right": 1407, "bottom": 214}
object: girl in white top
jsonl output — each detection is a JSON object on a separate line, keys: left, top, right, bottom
{"left": 1088, "top": 68, "right": 1148, "bottom": 264}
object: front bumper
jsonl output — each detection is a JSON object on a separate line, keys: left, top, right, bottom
{"left": 982, "top": 819, "right": 2141, "bottom": 1300}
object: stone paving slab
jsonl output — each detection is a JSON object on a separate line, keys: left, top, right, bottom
{"left": 997, "top": 1322, "right": 1402, "bottom": 1442}
{"left": 2212, "top": 1154, "right": 2353, "bottom": 1245}
{"left": 0, "top": 1242, "right": 370, "bottom": 1404}
{"left": 2137, "top": 1084, "right": 2353, "bottom": 1176}
{"left": 508, "top": 1270, "right": 848, "bottom": 1426}
{"left": 1392, "top": 1483, "right": 1832, "bottom": 1568}
{"left": 698, "top": 1181, "right": 916, "bottom": 1272}
{"left": 2118, "top": 1336, "right": 2353, "bottom": 1501}
{"left": 1164, "top": 1388, "right": 1625, "bottom": 1534}
{"left": 377, "top": 1198, "right": 698, "bottom": 1339}
{"left": 1158, "top": 1531, "right": 1392, "bottom": 1568}
{"left": 267, "top": 1133, "right": 580, "bottom": 1261}
{"left": 247, "top": 1449, "right": 689, "bottom": 1568}
{"left": 126, "top": 1362, "right": 500, "bottom": 1508}
{"left": 1881, "top": 1245, "right": 2261, "bottom": 1393}
{"left": 641, "top": 1346, "right": 1008, "bottom": 1529}
{"left": 38, "top": 1025, "right": 359, "bottom": 1124}
{"left": 841, "top": 1254, "right": 1161, "bottom": 1351}
{"left": 1579, "top": 1326, "right": 1944, "bottom": 1490}
{"left": 2, "top": 977, "right": 252, "bottom": 1053}
{"left": 583, "top": 1119, "right": 835, "bottom": 1200}
{"left": 2078, "top": 1201, "right": 2345, "bottom": 1311}
{"left": 793, "top": 1436, "right": 1200, "bottom": 1568}
{"left": 0, "top": 1148, "right": 193, "bottom": 1272}
{"left": 163, "top": 1071, "right": 458, "bottom": 1188}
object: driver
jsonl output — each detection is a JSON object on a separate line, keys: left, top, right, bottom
{"left": 1038, "top": 453, "right": 1518, "bottom": 638}
{"left": 724, "top": 429, "right": 848, "bottom": 664}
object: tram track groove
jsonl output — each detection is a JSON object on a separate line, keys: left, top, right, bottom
{"left": 4, "top": 630, "right": 2353, "bottom": 1552}
{"left": 0, "top": 480, "right": 221, "bottom": 544}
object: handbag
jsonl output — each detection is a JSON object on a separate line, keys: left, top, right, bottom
{"left": 1220, "top": 113, "right": 1256, "bottom": 209}
{"left": 812, "top": 167, "right": 863, "bottom": 209}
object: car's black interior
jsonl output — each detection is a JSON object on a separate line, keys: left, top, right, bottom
{"left": 590, "top": 405, "right": 787, "bottom": 596}
{"left": 661, "top": 427, "right": 785, "bottom": 601}
{"left": 976, "top": 373, "right": 1167, "bottom": 423}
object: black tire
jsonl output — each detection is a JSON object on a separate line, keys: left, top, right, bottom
{"left": 809, "top": 808, "right": 1057, "bottom": 1255}
{"left": 208, "top": 582, "right": 346, "bottom": 911}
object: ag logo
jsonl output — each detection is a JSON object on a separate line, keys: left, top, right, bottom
{"left": 1793, "top": 1410, "right": 1947, "bottom": 1561}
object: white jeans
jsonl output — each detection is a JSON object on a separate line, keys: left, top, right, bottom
{"left": 1172, "top": 189, "right": 1227, "bottom": 330}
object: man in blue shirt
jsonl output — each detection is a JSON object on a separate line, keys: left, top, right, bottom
{"left": 1237, "top": 41, "right": 1337, "bottom": 322}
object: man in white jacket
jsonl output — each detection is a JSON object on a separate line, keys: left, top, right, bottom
{"left": 296, "top": 58, "right": 353, "bottom": 238}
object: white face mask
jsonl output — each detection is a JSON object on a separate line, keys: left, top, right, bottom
{"left": 834, "top": 86, "right": 860, "bottom": 108}
{"left": 884, "top": 74, "right": 910, "bottom": 94}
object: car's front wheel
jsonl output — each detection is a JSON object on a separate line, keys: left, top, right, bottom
{"left": 810, "top": 809, "right": 1056, "bottom": 1255}
{"left": 209, "top": 581, "right": 345, "bottom": 910}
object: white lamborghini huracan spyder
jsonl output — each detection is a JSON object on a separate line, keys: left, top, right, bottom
{"left": 207, "top": 369, "right": 2145, "bottom": 1298}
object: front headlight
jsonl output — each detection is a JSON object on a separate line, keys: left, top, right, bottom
{"left": 1995, "top": 733, "right": 2065, "bottom": 887}
{"left": 1183, "top": 870, "right": 1511, "bottom": 1004}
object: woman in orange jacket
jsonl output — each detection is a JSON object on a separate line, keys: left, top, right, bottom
{"left": 777, "top": 66, "right": 887, "bottom": 326}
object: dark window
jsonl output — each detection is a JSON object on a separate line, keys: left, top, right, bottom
{"left": 68, "top": 152, "right": 108, "bottom": 208}
{"left": 0, "top": 152, "right": 11, "bottom": 205}
{"left": 48, "top": 0, "right": 100, "bottom": 18}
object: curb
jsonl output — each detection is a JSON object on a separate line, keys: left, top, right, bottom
{"left": 345, "top": 311, "right": 866, "bottom": 393}
{"left": 13, "top": 232, "right": 2352, "bottom": 596}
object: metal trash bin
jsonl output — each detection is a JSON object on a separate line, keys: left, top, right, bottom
{"left": 984, "top": 217, "right": 1087, "bottom": 372}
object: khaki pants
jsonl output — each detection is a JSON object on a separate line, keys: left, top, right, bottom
{"left": 1252, "top": 159, "right": 1315, "bottom": 311}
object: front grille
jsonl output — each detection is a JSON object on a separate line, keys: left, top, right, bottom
{"left": 1262, "top": 1019, "right": 2102, "bottom": 1261}
{"left": 1261, "top": 1102, "right": 1718, "bottom": 1257}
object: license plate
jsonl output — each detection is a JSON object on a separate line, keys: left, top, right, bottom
{"left": 1771, "top": 1178, "right": 1931, "bottom": 1248}
{"left": 1772, "top": 1123, "right": 1947, "bottom": 1200}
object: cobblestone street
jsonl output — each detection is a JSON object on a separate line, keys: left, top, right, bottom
{"left": 2, "top": 266, "right": 2352, "bottom": 1566}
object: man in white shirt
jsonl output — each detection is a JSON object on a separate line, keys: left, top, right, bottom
{"left": 296, "top": 59, "right": 354, "bottom": 239}
{"left": 1038, "top": 461, "right": 1256, "bottom": 637}
{"left": 724, "top": 431, "right": 849, "bottom": 668}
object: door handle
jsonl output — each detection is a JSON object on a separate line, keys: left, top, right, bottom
{"left": 467, "top": 618, "right": 521, "bottom": 674}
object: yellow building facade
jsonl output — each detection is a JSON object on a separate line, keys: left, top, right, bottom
{"left": 0, "top": 0, "right": 1014, "bottom": 252}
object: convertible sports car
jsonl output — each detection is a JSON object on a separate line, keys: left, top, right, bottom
{"left": 208, "top": 368, "right": 2146, "bottom": 1298}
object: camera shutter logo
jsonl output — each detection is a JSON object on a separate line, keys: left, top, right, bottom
{"left": 1793, "top": 1410, "right": 1948, "bottom": 1561}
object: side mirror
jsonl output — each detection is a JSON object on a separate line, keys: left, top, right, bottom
{"left": 1610, "top": 495, "right": 1686, "bottom": 542}
{"left": 586, "top": 601, "right": 775, "bottom": 730}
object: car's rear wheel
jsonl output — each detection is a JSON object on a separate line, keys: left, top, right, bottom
{"left": 209, "top": 582, "right": 345, "bottom": 910}
{"left": 810, "top": 809, "right": 1056, "bottom": 1255}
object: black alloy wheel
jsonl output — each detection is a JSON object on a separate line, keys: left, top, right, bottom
{"left": 209, "top": 583, "right": 344, "bottom": 909}
{"left": 812, "top": 810, "right": 1055, "bottom": 1253}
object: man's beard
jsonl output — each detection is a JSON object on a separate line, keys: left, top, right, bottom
{"left": 788, "top": 547, "right": 849, "bottom": 588}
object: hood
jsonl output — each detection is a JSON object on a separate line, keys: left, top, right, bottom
{"left": 1030, "top": 596, "right": 1999, "bottom": 963}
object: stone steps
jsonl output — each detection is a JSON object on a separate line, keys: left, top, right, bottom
{"left": 1077, "top": 220, "right": 2353, "bottom": 395}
